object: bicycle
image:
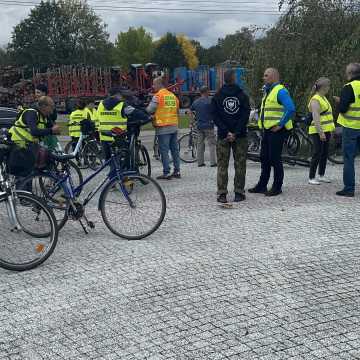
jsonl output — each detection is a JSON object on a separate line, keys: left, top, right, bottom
{"left": 20, "top": 125, "right": 166, "bottom": 240}
{"left": 0, "top": 129, "right": 58, "bottom": 271}
{"left": 64, "top": 132, "right": 104, "bottom": 171}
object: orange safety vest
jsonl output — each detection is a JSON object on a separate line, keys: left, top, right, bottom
{"left": 154, "top": 89, "right": 179, "bottom": 127}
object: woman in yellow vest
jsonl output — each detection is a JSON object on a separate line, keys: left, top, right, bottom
{"left": 68, "top": 98, "right": 89, "bottom": 151}
{"left": 307, "top": 77, "right": 335, "bottom": 185}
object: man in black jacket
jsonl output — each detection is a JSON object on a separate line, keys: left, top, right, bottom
{"left": 211, "top": 69, "right": 250, "bottom": 203}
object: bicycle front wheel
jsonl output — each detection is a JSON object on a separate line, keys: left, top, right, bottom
{"left": 178, "top": 133, "right": 197, "bottom": 163}
{"left": 100, "top": 175, "right": 166, "bottom": 240}
{"left": 83, "top": 141, "right": 104, "bottom": 171}
{"left": 137, "top": 144, "right": 151, "bottom": 177}
{"left": 0, "top": 191, "right": 58, "bottom": 271}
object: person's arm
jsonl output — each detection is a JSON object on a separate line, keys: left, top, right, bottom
{"left": 234, "top": 93, "right": 251, "bottom": 135}
{"left": 310, "top": 99, "right": 324, "bottom": 136}
{"left": 338, "top": 85, "right": 355, "bottom": 114}
{"left": 122, "top": 105, "right": 152, "bottom": 127}
{"left": 146, "top": 95, "right": 159, "bottom": 114}
{"left": 211, "top": 96, "right": 228, "bottom": 133}
{"left": 23, "top": 110, "right": 53, "bottom": 137}
{"left": 277, "top": 89, "right": 296, "bottom": 128}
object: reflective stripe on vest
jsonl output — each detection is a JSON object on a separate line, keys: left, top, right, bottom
{"left": 69, "top": 109, "right": 88, "bottom": 138}
{"left": 9, "top": 108, "right": 46, "bottom": 147}
{"left": 258, "top": 84, "right": 293, "bottom": 131}
{"left": 338, "top": 80, "right": 360, "bottom": 129}
{"left": 308, "top": 94, "right": 335, "bottom": 135}
{"left": 97, "top": 101, "right": 127, "bottom": 142}
{"left": 154, "top": 89, "right": 179, "bottom": 127}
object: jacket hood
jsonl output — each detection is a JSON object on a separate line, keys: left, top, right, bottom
{"left": 103, "top": 96, "right": 122, "bottom": 110}
{"left": 220, "top": 84, "right": 243, "bottom": 96}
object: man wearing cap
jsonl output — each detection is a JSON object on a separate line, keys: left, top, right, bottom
{"left": 190, "top": 86, "right": 217, "bottom": 167}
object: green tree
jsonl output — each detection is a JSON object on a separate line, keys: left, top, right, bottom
{"left": 152, "top": 33, "right": 186, "bottom": 69}
{"left": 0, "top": 47, "right": 10, "bottom": 66}
{"left": 8, "top": 0, "right": 112, "bottom": 66}
{"left": 114, "top": 27, "right": 154, "bottom": 69}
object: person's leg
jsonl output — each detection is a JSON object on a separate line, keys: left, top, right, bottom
{"left": 169, "top": 132, "right": 181, "bottom": 174}
{"left": 158, "top": 134, "right": 171, "bottom": 175}
{"left": 233, "top": 137, "right": 248, "bottom": 195}
{"left": 318, "top": 132, "right": 331, "bottom": 177}
{"left": 197, "top": 129, "right": 206, "bottom": 166}
{"left": 257, "top": 130, "right": 271, "bottom": 190}
{"left": 342, "top": 127, "right": 358, "bottom": 193}
{"left": 269, "top": 130, "right": 286, "bottom": 191}
{"left": 206, "top": 129, "right": 217, "bottom": 166}
{"left": 309, "top": 134, "right": 321, "bottom": 179}
{"left": 216, "top": 139, "right": 231, "bottom": 195}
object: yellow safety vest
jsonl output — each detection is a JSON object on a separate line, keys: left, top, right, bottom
{"left": 69, "top": 109, "right": 88, "bottom": 138}
{"left": 337, "top": 80, "right": 360, "bottom": 130}
{"left": 9, "top": 108, "right": 46, "bottom": 147}
{"left": 86, "top": 107, "right": 99, "bottom": 130}
{"left": 308, "top": 94, "right": 335, "bottom": 135}
{"left": 154, "top": 89, "right": 179, "bottom": 127}
{"left": 258, "top": 84, "right": 293, "bottom": 131}
{"left": 97, "top": 101, "right": 127, "bottom": 142}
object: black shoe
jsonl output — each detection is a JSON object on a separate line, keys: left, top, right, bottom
{"left": 336, "top": 190, "right": 354, "bottom": 197}
{"left": 156, "top": 174, "right": 172, "bottom": 180}
{"left": 198, "top": 164, "right": 206, "bottom": 167}
{"left": 248, "top": 186, "right": 267, "bottom": 194}
{"left": 171, "top": 172, "right": 181, "bottom": 179}
{"left": 210, "top": 163, "right": 217, "bottom": 168}
{"left": 265, "top": 189, "right": 282, "bottom": 197}
{"left": 217, "top": 194, "right": 227, "bottom": 203}
{"left": 234, "top": 193, "right": 246, "bottom": 202}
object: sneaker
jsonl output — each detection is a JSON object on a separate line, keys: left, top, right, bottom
{"left": 210, "top": 163, "right": 217, "bottom": 168}
{"left": 309, "top": 178, "right": 321, "bottom": 185}
{"left": 336, "top": 190, "right": 354, "bottom": 197}
{"left": 318, "top": 176, "right": 331, "bottom": 183}
{"left": 234, "top": 193, "right": 246, "bottom": 202}
{"left": 171, "top": 172, "right": 181, "bottom": 179}
{"left": 248, "top": 186, "right": 267, "bottom": 194}
{"left": 198, "top": 164, "right": 206, "bottom": 167}
{"left": 156, "top": 174, "right": 172, "bottom": 180}
{"left": 265, "top": 189, "right": 282, "bottom": 197}
{"left": 217, "top": 194, "right": 227, "bottom": 203}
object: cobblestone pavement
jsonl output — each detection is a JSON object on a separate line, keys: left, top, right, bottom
{"left": 2, "top": 155, "right": 360, "bottom": 360}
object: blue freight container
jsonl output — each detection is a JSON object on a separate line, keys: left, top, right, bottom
{"left": 209, "top": 68, "right": 217, "bottom": 91}
{"left": 187, "top": 70, "right": 195, "bottom": 91}
{"left": 174, "top": 66, "right": 188, "bottom": 91}
{"left": 194, "top": 65, "right": 209, "bottom": 90}
{"left": 235, "top": 67, "right": 245, "bottom": 89}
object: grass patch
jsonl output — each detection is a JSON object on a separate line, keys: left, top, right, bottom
{"left": 59, "top": 115, "right": 191, "bottom": 136}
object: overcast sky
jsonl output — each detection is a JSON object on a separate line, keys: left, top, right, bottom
{"left": 1, "top": 0, "right": 283, "bottom": 48}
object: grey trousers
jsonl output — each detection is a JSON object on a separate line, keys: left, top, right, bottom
{"left": 197, "top": 128, "right": 217, "bottom": 165}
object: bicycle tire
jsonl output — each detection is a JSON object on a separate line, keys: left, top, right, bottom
{"left": 286, "top": 132, "right": 301, "bottom": 157}
{"left": 64, "top": 139, "right": 89, "bottom": 170}
{"left": 100, "top": 174, "right": 166, "bottom": 240}
{"left": 138, "top": 144, "right": 151, "bottom": 177}
{"left": 0, "top": 191, "right": 58, "bottom": 271}
{"left": 18, "top": 173, "right": 70, "bottom": 231}
{"left": 178, "top": 133, "right": 197, "bottom": 163}
{"left": 83, "top": 141, "right": 104, "bottom": 171}
{"left": 328, "top": 135, "right": 344, "bottom": 164}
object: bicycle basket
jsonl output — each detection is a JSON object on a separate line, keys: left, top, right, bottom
{"left": 80, "top": 119, "right": 95, "bottom": 135}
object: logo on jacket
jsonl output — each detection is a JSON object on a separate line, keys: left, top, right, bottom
{"left": 223, "top": 97, "right": 240, "bottom": 115}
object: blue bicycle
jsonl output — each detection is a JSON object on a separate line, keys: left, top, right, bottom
{"left": 20, "top": 126, "right": 166, "bottom": 240}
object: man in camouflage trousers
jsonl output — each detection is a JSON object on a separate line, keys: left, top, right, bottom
{"left": 211, "top": 69, "right": 250, "bottom": 203}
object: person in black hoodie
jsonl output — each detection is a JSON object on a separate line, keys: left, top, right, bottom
{"left": 211, "top": 69, "right": 250, "bottom": 203}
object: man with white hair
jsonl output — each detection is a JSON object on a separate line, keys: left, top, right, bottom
{"left": 336, "top": 63, "right": 360, "bottom": 197}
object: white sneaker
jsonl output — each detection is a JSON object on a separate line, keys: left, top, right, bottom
{"left": 318, "top": 176, "right": 331, "bottom": 183}
{"left": 309, "top": 178, "right": 321, "bottom": 185}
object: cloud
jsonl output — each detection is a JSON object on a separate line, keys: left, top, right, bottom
{"left": 0, "top": 1, "right": 281, "bottom": 48}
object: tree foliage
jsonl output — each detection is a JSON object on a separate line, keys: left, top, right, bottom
{"left": 8, "top": 0, "right": 112, "bottom": 66}
{"left": 176, "top": 34, "right": 199, "bottom": 70}
{"left": 152, "top": 33, "right": 186, "bottom": 69}
{"left": 114, "top": 27, "right": 154, "bottom": 69}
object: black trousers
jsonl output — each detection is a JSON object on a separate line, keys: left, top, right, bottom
{"left": 258, "top": 129, "right": 287, "bottom": 191}
{"left": 309, "top": 132, "right": 331, "bottom": 179}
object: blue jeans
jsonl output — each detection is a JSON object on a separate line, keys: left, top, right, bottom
{"left": 342, "top": 127, "right": 360, "bottom": 192}
{"left": 158, "top": 132, "right": 180, "bottom": 175}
